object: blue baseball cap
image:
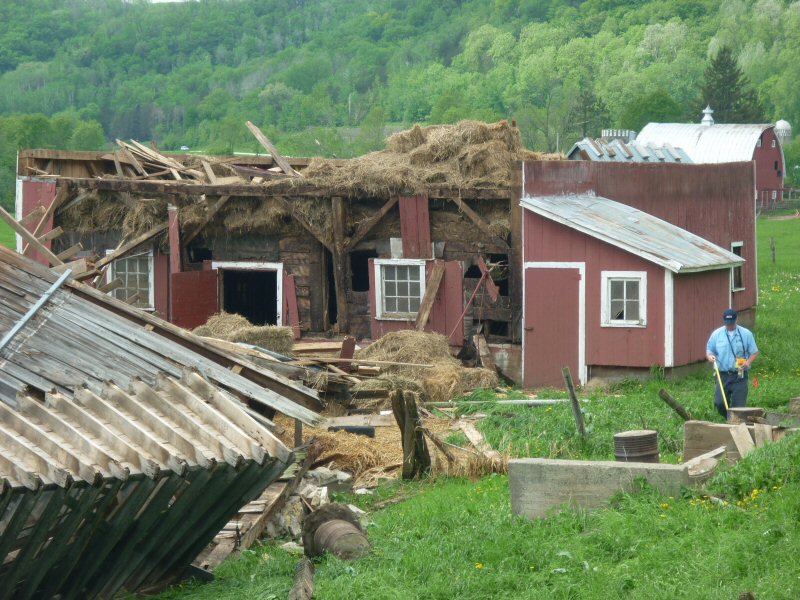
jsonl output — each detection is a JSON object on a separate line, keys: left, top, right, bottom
{"left": 723, "top": 309, "right": 737, "bottom": 323}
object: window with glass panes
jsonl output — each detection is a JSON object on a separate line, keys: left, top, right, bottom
{"left": 608, "top": 278, "right": 640, "bottom": 321}
{"left": 601, "top": 271, "right": 646, "bottom": 327}
{"left": 110, "top": 251, "right": 153, "bottom": 309}
{"left": 380, "top": 263, "right": 423, "bottom": 316}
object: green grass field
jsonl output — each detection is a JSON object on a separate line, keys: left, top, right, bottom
{"left": 155, "top": 218, "right": 800, "bottom": 600}
{"left": 0, "top": 219, "right": 13, "bottom": 249}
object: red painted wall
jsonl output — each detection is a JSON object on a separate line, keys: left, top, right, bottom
{"left": 170, "top": 270, "right": 219, "bottom": 329}
{"left": 20, "top": 180, "right": 56, "bottom": 266}
{"left": 753, "top": 128, "right": 785, "bottom": 205}
{"left": 523, "top": 161, "right": 757, "bottom": 315}
{"left": 368, "top": 259, "right": 464, "bottom": 346}
{"left": 524, "top": 211, "right": 665, "bottom": 368}
{"left": 399, "top": 195, "right": 432, "bottom": 259}
{"left": 672, "top": 269, "right": 731, "bottom": 366}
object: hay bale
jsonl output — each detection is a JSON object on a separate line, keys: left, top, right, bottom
{"left": 422, "top": 364, "right": 499, "bottom": 403}
{"left": 355, "top": 330, "right": 459, "bottom": 380}
{"left": 193, "top": 312, "right": 294, "bottom": 355}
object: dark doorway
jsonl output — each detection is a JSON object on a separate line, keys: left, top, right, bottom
{"left": 351, "top": 249, "right": 378, "bottom": 292}
{"left": 222, "top": 269, "right": 278, "bottom": 325}
{"left": 324, "top": 249, "right": 338, "bottom": 327}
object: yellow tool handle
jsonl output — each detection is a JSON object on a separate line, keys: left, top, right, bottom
{"left": 713, "top": 361, "right": 729, "bottom": 411}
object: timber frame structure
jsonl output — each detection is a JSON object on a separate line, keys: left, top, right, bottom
{"left": 16, "top": 148, "right": 525, "bottom": 356}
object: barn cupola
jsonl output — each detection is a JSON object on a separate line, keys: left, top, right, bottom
{"left": 701, "top": 105, "right": 714, "bottom": 126}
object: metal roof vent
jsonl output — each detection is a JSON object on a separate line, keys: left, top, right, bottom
{"left": 776, "top": 119, "right": 792, "bottom": 142}
{"left": 701, "top": 105, "right": 714, "bottom": 126}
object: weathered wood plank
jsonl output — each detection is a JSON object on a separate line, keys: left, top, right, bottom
{"left": 415, "top": 262, "right": 445, "bottom": 331}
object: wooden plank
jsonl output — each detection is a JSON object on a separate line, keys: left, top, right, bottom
{"left": 201, "top": 160, "right": 218, "bottom": 184}
{"left": 113, "top": 151, "right": 124, "bottom": 176}
{"left": 562, "top": 367, "right": 586, "bottom": 437}
{"left": 246, "top": 121, "right": 300, "bottom": 177}
{"left": 345, "top": 195, "right": 399, "bottom": 251}
{"left": 95, "top": 222, "right": 168, "bottom": 269}
{"left": 22, "top": 184, "right": 69, "bottom": 256}
{"left": 753, "top": 423, "right": 773, "bottom": 448}
{"left": 117, "top": 143, "right": 146, "bottom": 176}
{"left": 283, "top": 273, "right": 301, "bottom": 340}
{"left": 477, "top": 256, "right": 500, "bottom": 302}
{"left": 181, "top": 195, "right": 230, "bottom": 248}
{"left": 0, "top": 205, "right": 64, "bottom": 266}
{"left": 18, "top": 205, "right": 46, "bottom": 227}
{"left": 56, "top": 242, "right": 83, "bottom": 261}
{"left": 99, "top": 277, "right": 124, "bottom": 293}
{"left": 730, "top": 423, "right": 755, "bottom": 457}
{"left": 415, "top": 261, "right": 445, "bottom": 331}
{"left": 274, "top": 196, "right": 332, "bottom": 252}
{"left": 37, "top": 226, "right": 64, "bottom": 244}
{"left": 326, "top": 414, "right": 395, "bottom": 428}
{"left": 399, "top": 195, "right": 431, "bottom": 259}
{"left": 475, "top": 333, "right": 496, "bottom": 371}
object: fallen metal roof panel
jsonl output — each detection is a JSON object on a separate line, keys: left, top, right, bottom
{"left": 520, "top": 194, "right": 744, "bottom": 273}
{"left": 567, "top": 138, "right": 692, "bottom": 163}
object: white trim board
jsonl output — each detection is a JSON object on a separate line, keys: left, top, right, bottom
{"left": 522, "top": 261, "right": 586, "bottom": 385}
{"left": 211, "top": 261, "right": 284, "bottom": 325}
{"left": 664, "top": 270, "right": 674, "bottom": 367}
{"left": 600, "top": 271, "right": 648, "bottom": 328}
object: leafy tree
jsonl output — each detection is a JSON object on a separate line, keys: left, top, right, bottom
{"left": 620, "top": 89, "right": 684, "bottom": 131}
{"left": 698, "top": 46, "right": 765, "bottom": 123}
{"left": 68, "top": 120, "right": 106, "bottom": 151}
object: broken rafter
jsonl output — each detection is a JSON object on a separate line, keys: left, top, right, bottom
{"left": 415, "top": 262, "right": 445, "bottom": 331}
{"left": 181, "top": 196, "right": 231, "bottom": 248}
{"left": 0, "top": 205, "right": 64, "bottom": 266}
{"left": 448, "top": 197, "right": 509, "bottom": 249}
{"left": 344, "top": 195, "right": 399, "bottom": 252}
{"left": 22, "top": 184, "right": 70, "bottom": 256}
{"left": 245, "top": 121, "right": 301, "bottom": 177}
{"left": 274, "top": 196, "right": 333, "bottom": 252}
{"left": 95, "top": 222, "right": 169, "bottom": 270}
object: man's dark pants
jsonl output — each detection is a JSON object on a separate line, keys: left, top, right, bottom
{"left": 714, "top": 371, "right": 749, "bottom": 418}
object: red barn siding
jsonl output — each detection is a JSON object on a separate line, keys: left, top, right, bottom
{"left": 672, "top": 270, "right": 731, "bottom": 366}
{"left": 524, "top": 211, "right": 665, "bottom": 369}
{"left": 170, "top": 270, "right": 218, "bottom": 329}
{"left": 754, "top": 128, "right": 784, "bottom": 205}
{"left": 523, "top": 161, "right": 757, "bottom": 315}
{"left": 399, "top": 195, "right": 432, "bottom": 259}
{"left": 153, "top": 252, "right": 169, "bottom": 319}
{"left": 20, "top": 180, "right": 56, "bottom": 266}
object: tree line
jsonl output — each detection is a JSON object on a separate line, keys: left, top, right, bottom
{"left": 0, "top": 0, "right": 798, "bottom": 209}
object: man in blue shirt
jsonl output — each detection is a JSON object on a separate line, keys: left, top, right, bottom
{"left": 706, "top": 309, "right": 760, "bottom": 418}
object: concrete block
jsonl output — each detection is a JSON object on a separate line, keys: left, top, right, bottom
{"left": 683, "top": 420, "right": 754, "bottom": 463}
{"left": 509, "top": 458, "right": 688, "bottom": 520}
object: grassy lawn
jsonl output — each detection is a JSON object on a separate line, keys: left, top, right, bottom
{"left": 155, "top": 218, "right": 800, "bottom": 599}
{"left": 0, "top": 219, "right": 13, "bottom": 248}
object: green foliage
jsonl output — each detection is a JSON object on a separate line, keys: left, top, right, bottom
{"left": 783, "top": 137, "right": 800, "bottom": 187}
{"left": 620, "top": 89, "right": 685, "bottom": 131}
{"left": 698, "top": 46, "right": 765, "bottom": 123}
{"left": 0, "top": 220, "right": 13, "bottom": 249}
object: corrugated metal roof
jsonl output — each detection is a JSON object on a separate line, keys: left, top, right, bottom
{"left": 520, "top": 194, "right": 744, "bottom": 273}
{"left": 567, "top": 137, "right": 693, "bottom": 163}
{"left": 636, "top": 123, "right": 772, "bottom": 163}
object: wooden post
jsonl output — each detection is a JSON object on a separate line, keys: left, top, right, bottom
{"left": 770, "top": 237, "right": 775, "bottom": 263}
{"left": 288, "top": 557, "right": 315, "bottom": 600}
{"left": 331, "top": 196, "right": 350, "bottom": 332}
{"left": 562, "top": 367, "right": 586, "bottom": 438}
{"left": 294, "top": 419, "right": 303, "bottom": 448}
{"left": 391, "top": 390, "right": 431, "bottom": 479}
{"left": 168, "top": 205, "right": 182, "bottom": 275}
{"left": 509, "top": 162, "right": 523, "bottom": 342}
{"left": 657, "top": 389, "right": 693, "bottom": 421}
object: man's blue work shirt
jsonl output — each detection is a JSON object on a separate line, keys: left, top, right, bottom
{"left": 706, "top": 326, "right": 758, "bottom": 372}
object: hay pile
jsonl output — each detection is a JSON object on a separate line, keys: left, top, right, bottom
{"left": 272, "top": 120, "right": 553, "bottom": 199}
{"left": 354, "top": 330, "right": 499, "bottom": 403}
{"left": 193, "top": 312, "right": 294, "bottom": 355}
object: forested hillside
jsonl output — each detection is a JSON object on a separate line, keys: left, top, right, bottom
{"left": 1, "top": 0, "right": 799, "bottom": 208}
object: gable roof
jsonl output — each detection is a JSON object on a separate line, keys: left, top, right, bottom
{"left": 520, "top": 194, "right": 744, "bottom": 273}
{"left": 567, "top": 137, "right": 693, "bottom": 164}
{"left": 636, "top": 123, "right": 772, "bottom": 164}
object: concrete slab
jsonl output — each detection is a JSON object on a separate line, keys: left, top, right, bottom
{"left": 509, "top": 458, "right": 688, "bottom": 520}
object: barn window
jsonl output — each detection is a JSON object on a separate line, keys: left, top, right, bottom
{"left": 374, "top": 258, "right": 426, "bottom": 320}
{"left": 757, "top": 139, "right": 762, "bottom": 148}
{"left": 772, "top": 139, "right": 776, "bottom": 148}
{"left": 731, "top": 242, "right": 744, "bottom": 292}
{"left": 601, "top": 271, "right": 647, "bottom": 327}
{"left": 107, "top": 249, "right": 154, "bottom": 310}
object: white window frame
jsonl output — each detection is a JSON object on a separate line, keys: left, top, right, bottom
{"left": 756, "top": 138, "right": 762, "bottom": 148}
{"left": 771, "top": 190, "right": 777, "bottom": 200}
{"left": 601, "top": 271, "right": 647, "bottom": 328}
{"left": 106, "top": 248, "right": 155, "bottom": 311}
{"left": 211, "top": 261, "right": 283, "bottom": 325}
{"left": 771, "top": 139, "right": 776, "bottom": 148}
{"left": 731, "top": 241, "right": 745, "bottom": 292}
{"left": 374, "top": 258, "right": 426, "bottom": 320}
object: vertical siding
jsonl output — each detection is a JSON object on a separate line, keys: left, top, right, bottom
{"left": 399, "top": 195, "right": 432, "bottom": 259}
{"left": 21, "top": 180, "right": 56, "bottom": 266}
{"left": 523, "top": 161, "right": 757, "bottom": 316}
{"left": 170, "top": 270, "right": 219, "bottom": 329}
{"left": 672, "top": 270, "right": 731, "bottom": 366}
{"left": 753, "top": 128, "right": 784, "bottom": 202}
{"left": 523, "top": 211, "right": 665, "bottom": 368}
{"left": 153, "top": 253, "right": 169, "bottom": 319}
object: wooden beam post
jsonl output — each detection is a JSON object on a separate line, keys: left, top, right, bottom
{"left": 415, "top": 262, "right": 445, "bottom": 331}
{"left": 331, "top": 196, "right": 350, "bottom": 332}
{"left": 181, "top": 195, "right": 231, "bottom": 248}
{"left": 562, "top": 366, "right": 586, "bottom": 438}
{"left": 509, "top": 161, "right": 523, "bottom": 342}
{"left": 168, "top": 205, "right": 182, "bottom": 274}
{"left": 343, "top": 195, "right": 399, "bottom": 252}
{"left": 0, "top": 205, "right": 64, "bottom": 266}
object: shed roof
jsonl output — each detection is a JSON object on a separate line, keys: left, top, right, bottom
{"left": 636, "top": 123, "right": 772, "bottom": 163}
{"left": 520, "top": 194, "right": 744, "bottom": 273}
{"left": 567, "top": 138, "right": 693, "bottom": 163}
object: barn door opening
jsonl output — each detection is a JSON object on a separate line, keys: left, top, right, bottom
{"left": 222, "top": 269, "right": 278, "bottom": 325}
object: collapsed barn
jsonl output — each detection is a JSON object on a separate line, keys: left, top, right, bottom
{"left": 15, "top": 122, "right": 551, "bottom": 383}
{"left": 0, "top": 245, "right": 324, "bottom": 598}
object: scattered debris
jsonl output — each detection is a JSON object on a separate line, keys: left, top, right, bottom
{"left": 302, "top": 504, "right": 371, "bottom": 560}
